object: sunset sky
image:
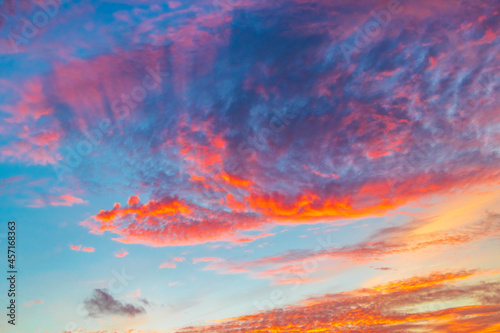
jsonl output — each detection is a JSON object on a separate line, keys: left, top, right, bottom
{"left": 0, "top": 0, "right": 499, "bottom": 332}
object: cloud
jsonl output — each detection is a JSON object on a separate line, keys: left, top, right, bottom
{"left": 27, "top": 194, "right": 87, "bottom": 208}
{"left": 49, "top": 195, "right": 87, "bottom": 206}
{"left": 159, "top": 256, "right": 186, "bottom": 268}
{"left": 193, "top": 257, "right": 219, "bottom": 264}
{"left": 114, "top": 249, "right": 129, "bottom": 257}
{"left": 0, "top": 0, "right": 496, "bottom": 245}
{"left": 159, "top": 261, "right": 177, "bottom": 269}
{"left": 83, "top": 289, "right": 146, "bottom": 318}
{"left": 0, "top": 78, "right": 61, "bottom": 165}
{"left": 203, "top": 212, "right": 500, "bottom": 281}
{"left": 70, "top": 245, "right": 95, "bottom": 252}
{"left": 80, "top": 195, "right": 267, "bottom": 246}
{"left": 24, "top": 0, "right": 493, "bottom": 247}
{"left": 374, "top": 267, "right": 392, "bottom": 271}
{"left": 175, "top": 270, "right": 500, "bottom": 332}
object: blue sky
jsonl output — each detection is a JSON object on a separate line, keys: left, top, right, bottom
{"left": 0, "top": 0, "right": 499, "bottom": 332}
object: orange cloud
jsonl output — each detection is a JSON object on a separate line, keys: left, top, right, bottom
{"left": 176, "top": 270, "right": 500, "bottom": 333}
{"left": 81, "top": 195, "right": 267, "bottom": 246}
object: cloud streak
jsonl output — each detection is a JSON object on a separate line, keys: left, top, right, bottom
{"left": 203, "top": 212, "right": 500, "bottom": 281}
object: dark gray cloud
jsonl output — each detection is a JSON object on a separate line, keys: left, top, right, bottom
{"left": 83, "top": 289, "right": 146, "bottom": 318}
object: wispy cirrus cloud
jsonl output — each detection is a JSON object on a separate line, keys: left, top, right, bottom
{"left": 203, "top": 212, "right": 500, "bottom": 282}
{"left": 28, "top": 194, "right": 87, "bottom": 208}
{"left": 193, "top": 257, "right": 219, "bottom": 264}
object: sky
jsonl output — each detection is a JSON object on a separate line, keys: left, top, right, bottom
{"left": 0, "top": 0, "right": 499, "bottom": 332}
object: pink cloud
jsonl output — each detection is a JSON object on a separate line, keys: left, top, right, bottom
{"left": 160, "top": 257, "right": 186, "bottom": 269}
{"left": 71, "top": 245, "right": 95, "bottom": 252}
{"left": 159, "top": 261, "right": 176, "bottom": 269}
{"left": 169, "top": 1, "right": 182, "bottom": 9}
{"left": 49, "top": 195, "right": 87, "bottom": 207}
{"left": 193, "top": 257, "right": 218, "bottom": 264}
{"left": 0, "top": 140, "right": 57, "bottom": 165}
{"left": 81, "top": 195, "right": 267, "bottom": 246}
